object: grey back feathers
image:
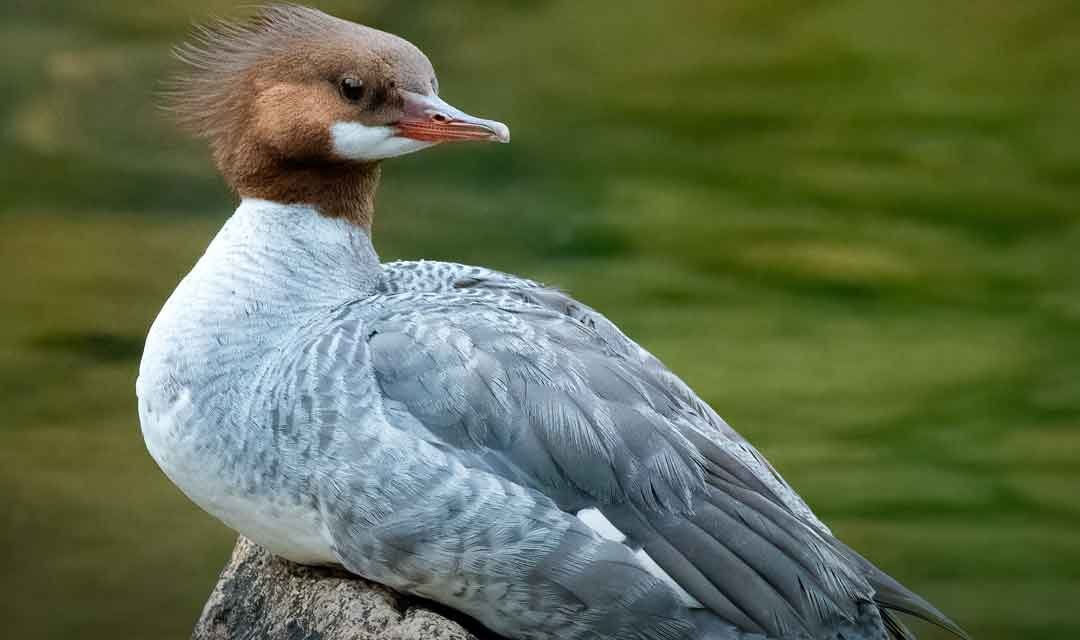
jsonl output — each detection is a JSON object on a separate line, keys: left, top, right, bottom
{"left": 357, "top": 260, "right": 968, "bottom": 640}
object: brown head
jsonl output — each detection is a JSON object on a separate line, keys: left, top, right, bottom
{"left": 169, "top": 4, "right": 509, "bottom": 228}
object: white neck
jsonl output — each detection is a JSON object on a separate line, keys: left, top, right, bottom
{"left": 142, "top": 197, "right": 382, "bottom": 381}
{"left": 194, "top": 198, "right": 382, "bottom": 313}
{"left": 140, "top": 198, "right": 382, "bottom": 407}
{"left": 137, "top": 200, "right": 382, "bottom": 564}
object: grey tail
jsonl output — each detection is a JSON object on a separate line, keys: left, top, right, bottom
{"left": 881, "top": 609, "right": 915, "bottom": 640}
{"left": 836, "top": 542, "right": 971, "bottom": 640}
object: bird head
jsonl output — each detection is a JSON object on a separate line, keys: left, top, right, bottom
{"left": 168, "top": 4, "right": 509, "bottom": 222}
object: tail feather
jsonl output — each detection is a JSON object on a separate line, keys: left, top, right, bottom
{"left": 637, "top": 424, "right": 969, "bottom": 639}
{"left": 881, "top": 610, "right": 916, "bottom": 640}
{"left": 835, "top": 542, "right": 971, "bottom": 640}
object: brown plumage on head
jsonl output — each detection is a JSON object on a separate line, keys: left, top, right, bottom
{"left": 167, "top": 4, "right": 433, "bottom": 139}
{"left": 164, "top": 4, "right": 436, "bottom": 226}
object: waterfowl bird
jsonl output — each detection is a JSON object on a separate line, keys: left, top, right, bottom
{"left": 138, "top": 6, "right": 967, "bottom": 640}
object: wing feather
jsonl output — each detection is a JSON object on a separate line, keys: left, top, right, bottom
{"left": 361, "top": 263, "right": 967, "bottom": 638}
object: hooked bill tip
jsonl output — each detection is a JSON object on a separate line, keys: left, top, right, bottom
{"left": 490, "top": 121, "right": 510, "bottom": 143}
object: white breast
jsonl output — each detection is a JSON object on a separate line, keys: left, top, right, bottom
{"left": 135, "top": 199, "right": 376, "bottom": 565}
{"left": 138, "top": 381, "right": 335, "bottom": 564}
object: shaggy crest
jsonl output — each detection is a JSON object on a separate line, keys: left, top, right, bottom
{"left": 161, "top": 3, "right": 500, "bottom": 227}
{"left": 167, "top": 4, "right": 359, "bottom": 139}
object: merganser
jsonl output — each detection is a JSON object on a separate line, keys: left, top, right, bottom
{"left": 138, "top": 6, "right": 967, "bottom": 640}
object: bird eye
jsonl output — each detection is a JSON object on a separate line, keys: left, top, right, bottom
{"left": 339, "top": 77, "right": 365, "bottom": 103}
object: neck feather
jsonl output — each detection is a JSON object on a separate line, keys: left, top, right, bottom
{"left": 221, "top": 146, "right": 382, "bottom": 229}
{"left": 193, "top": 198, "right": 383, "bottom": 313}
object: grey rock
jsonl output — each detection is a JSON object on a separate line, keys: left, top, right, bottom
{"left": 193, "top": 537, "right": 501, "bottom": 640}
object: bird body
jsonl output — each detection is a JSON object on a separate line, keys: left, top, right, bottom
{"left": 138, "top": 6, "right": 966, "bottom": 639}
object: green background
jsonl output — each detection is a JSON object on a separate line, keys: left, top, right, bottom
{"left": 3, "top": 1, "right": 1079, "bottom": 638}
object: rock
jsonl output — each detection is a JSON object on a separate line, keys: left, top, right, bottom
{"left": 193, "top": 537, "right": 502, "bottom": 640}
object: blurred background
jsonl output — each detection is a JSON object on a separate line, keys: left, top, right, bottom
{"left": 2, "top": 1, "right": 1079, "bottom": 638}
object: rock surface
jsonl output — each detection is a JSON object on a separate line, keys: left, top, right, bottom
{"left": 193, "top": 537, "right": 502, "bottom": 640}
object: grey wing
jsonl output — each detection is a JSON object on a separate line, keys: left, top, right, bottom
{"left": 382, "top": 260, "right": 821, "bottom": 529}
{"left": 288, "top": 304, "right": 701, "bottom": 640}
{"left": 358, "top": 287, "right": 966, "bottom": 640}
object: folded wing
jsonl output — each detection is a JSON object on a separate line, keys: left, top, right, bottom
{"left": 358, "top": 265, "right": 966, "bottom": 639}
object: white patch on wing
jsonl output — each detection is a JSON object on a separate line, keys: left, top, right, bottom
{"left": 330, "top": 121, "right": 435, "bottom": 160}
{"left": 577, "top": 507, "right": 626, "bottom": 542}
{"left": 576, "top": 508, "right": 703, "bottom": 608}
{"left": 632, "top": 548, "right": 702, "bottom": 608}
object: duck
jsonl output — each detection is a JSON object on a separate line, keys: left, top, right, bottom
{"left": 137, "top": 5, "right": 968, "bottom": 640}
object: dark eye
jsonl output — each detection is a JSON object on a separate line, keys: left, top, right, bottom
{"left": 339, "top": 77, "right": 365, "bottom": 103}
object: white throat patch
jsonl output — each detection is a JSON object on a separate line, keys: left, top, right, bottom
{"left": 330, "top": 121, "right": 435, "bottom": 161}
